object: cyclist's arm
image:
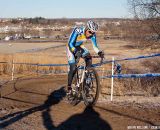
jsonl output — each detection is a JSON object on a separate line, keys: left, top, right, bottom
{"left": 90, "top": 34, "right": 100, "bottom": 53}
{"left": 68, "top": 28, "right": 79, "bottom": 52}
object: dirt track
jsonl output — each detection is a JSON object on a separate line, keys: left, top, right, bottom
{"left": 0, "top": 75, "right": 159, "bottom": 130}
{"left": 0, "top": 42, "right": 65, "bottom": 54}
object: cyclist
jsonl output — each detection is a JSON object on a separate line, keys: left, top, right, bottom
{"left": 66, "top": 20, "right": 104, "bottom": 95}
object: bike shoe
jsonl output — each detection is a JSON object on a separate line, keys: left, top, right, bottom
{"left": 67, "top": 89, "right": 72, "bottom": 96}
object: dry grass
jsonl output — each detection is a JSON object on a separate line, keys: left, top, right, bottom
{"left": 0, "top": 53, "right": 68, "bottom": 76}
{"left": 0, "top": 39, "right": 159, "bottom": 97}
{"left": 111, "top": 58, "right": 160, "bottom": 96}
{"left": 99, "top": 56, "right": 160, "bottom": 97}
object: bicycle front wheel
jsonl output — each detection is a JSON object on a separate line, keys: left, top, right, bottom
{"left": 82, "top": 67, "right": 100, "bottom": 106}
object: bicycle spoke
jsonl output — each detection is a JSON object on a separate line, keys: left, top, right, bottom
{"left": 82, "top": 68, "right": 99, "bottom": 106}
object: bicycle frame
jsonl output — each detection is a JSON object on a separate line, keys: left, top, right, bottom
{"left": 76, "top": 61, "right": 86, "bottom": 87}
{"left": 76, "top": 55, "right": 102, "bottom": 87}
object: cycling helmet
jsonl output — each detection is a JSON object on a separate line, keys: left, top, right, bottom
{"left": 87, "top": 20, "right": 99, "bottom": 32}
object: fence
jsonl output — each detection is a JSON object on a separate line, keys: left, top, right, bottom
{"left": 0, "top": 53, "right": 160, "bottom": 100}
{"left": 101, "top": 55, "right": 160, "bottom": 101}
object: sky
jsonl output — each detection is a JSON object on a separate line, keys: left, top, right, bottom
{"left": 0, "top": 0, "right": 131, "bottom": 18}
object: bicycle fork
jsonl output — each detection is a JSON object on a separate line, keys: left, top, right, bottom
{"left": 76, "top": 69, "right": 87, "bottom": 89}
{"left": 80, "top": 69, "right": 87, "bottom": 84}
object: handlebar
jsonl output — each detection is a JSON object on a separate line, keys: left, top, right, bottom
{"left": 90, "top": 55, "right": 100, "bottom": 58}
{"left": 75, "top": 53, "right": 105, "bottom": 66}
{"left": 89, "top": 55, "right": 105, "bottom": 65}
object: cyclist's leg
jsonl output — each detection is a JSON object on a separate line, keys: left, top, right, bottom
{"left": 80, "top": 45, "right": 92, "bottom": 67}
{"left": 66, "top": 46, "right": 76, "bottom": 91}
{"left": 68, "top": 63, "right": 76, "bottom": 86}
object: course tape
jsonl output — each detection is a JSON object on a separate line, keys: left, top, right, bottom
{"left": 101, "top": 73, "right": 160, "bottom": 79}
{"left": 92, "top": 53, "right": 160, "bottom": 67}
{"left": 0, "top": 53, "right": 160, "bottom": 67}
{"left": 0, "top": 62, "right": 8, "bottom": 64}
{"left": 38, "top": 64, "right": 68, "bottom": 67}
{"left": 12, "top": 63, "right": 68, "bottom": 67}
{"left": 13, "top": 63, "right": 38, "bottom": 66}
{"left": 105, "top": 53, "right": 160, "bottom": 63}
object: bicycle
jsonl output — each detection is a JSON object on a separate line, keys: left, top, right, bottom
{"left": 67, "top": 52, "right": 103, "bottom": 106}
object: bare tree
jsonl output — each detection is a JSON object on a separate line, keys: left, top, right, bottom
{"left": 128, "top": 0, "right": 160, "bottom": 39}
{"left": 128, "top": 0, "right": 160, "bottom": 18}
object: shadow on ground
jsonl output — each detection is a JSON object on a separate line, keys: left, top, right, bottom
{"left": 0, "top": 87, "right": 65, "bottom": 129}
{"left": 0, "top": 86, "right": 112, "bottom": 130}
{"left": 57, "top": 107, "right": 112, "bottom": 130}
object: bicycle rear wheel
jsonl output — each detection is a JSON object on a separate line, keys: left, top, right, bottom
{"left": 82, "top": 67, "right": 100, "bottom": 106}
{"left": 67, "top": 68, "right": 81, "bottom": 106}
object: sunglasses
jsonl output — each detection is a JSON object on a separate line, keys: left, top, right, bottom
{"left": 88, "top": 30, "right": 95, "bottom": 35}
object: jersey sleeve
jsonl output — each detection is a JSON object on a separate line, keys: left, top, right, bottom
{"left": 90, "top": 34, "right": 100, "bottom": 53}
{"left": 68, "top": 27, "right": 82, "bottom": 52}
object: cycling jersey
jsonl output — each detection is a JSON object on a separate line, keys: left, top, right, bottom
{"left": 67, "top": 26, "right": 100, "bottom": 53}
{"left": 66, "top": 26, "right": 100, "bottom": 87}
